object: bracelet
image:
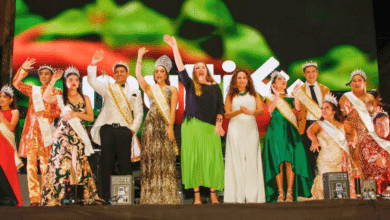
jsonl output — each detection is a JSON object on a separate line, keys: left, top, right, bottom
{"left": 216, "top": 118, "right": 223, "bottom": 122}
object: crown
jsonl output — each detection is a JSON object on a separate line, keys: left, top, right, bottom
{"left": 372, "top": 111, "right": 389, "bottom": 122}
{"left": 38, "top": 64, "right": 54, "bottom": 74}
{"left": 302, "top": 61, "right": 318, "bottom": 70}
{"left": 64, "top": 66, "right": 80, "bottom": 78}
{"left": 155, "top": 55, "right": 172, "bottom": 73}
{"left": 112, "top": 61, "right": 129, "bottom": 73}
{"left": 324, "top": 93, "right": 338, "bottom": 106}
{"left": 350, "top": 69, "right": 366, "bottom": 80}
{"left": 270, "top": 70, "right": 281, "bottom": 82}
{"left": 0, "top": 85, "right": 14, "bottom": 97}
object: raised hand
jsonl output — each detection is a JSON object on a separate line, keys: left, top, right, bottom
{"left": 344, "top": 101, "right": 354, "bottom": 114}
{"left": 271, "top": 85, "right": 279, "bottom": 98}
{"left": 91, "top": 50, "right": 104, "bottom": 65}
{"left": 293, "top": 82, "right": 302, "bottom": 96}
{"left": 21, "top": 57, "right": 36, "bottom": 70}
{"left": 163, "top": 35, "right": 177, "bottom": 48}
{"left": 52, "top": 69, "right": 64, "bottom": 82}
{"left": 138, "top": 47, "right": 148, "bottom": 57}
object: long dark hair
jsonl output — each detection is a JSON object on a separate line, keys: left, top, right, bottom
{"left": 153, "top": 66, "right": 170, "bottom": 85}
{"left": 63, "top": 73, "right": 85, "bottom": 105}
{"left": 320, "top": 101, "right": 343, "bottom": 122}
{"left": 227, "top": 69, "right": 256, "bottom": 101}
{"left": 0, "top": 92, "right": 17, "bottom": 110}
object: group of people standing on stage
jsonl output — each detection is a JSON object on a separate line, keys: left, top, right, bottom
{"left": 1, "top": 34, "right": 390, "bottom": 207}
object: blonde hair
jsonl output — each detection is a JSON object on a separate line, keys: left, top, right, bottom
{"left": 192, "top": 62, "right": 215, "bottom": 96}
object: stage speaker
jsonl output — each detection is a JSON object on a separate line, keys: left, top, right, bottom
{"left": 61, "top": 181, "right": 84, "bottom": 205}
{"left": 362, "top": 179, "right": 376, "bottom": 192}
{"left": 110, "top": 175, "right": 134, "bottom": 205}
{"left": 323, "top": 172, "right": 350, "bottom": 199}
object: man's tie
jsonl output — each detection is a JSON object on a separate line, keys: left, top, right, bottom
{"left": 309, "top": 85, "right": 319, "bottom": 104}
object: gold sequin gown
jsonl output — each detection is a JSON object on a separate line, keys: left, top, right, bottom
{"left": 140, "top": 87, "right": 180, "bottom": 204}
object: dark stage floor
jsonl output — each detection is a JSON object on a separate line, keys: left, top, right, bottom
{"left": 1, "top": 199, "right": 390, "bottom": 220}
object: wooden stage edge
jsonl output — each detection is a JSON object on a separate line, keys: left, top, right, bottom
{"left": 1, "top": 199, "right": 390, "bottom": 220}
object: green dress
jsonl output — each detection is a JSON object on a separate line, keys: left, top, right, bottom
{"left": 262, "top": 97, "right": 313, "bottom": 202}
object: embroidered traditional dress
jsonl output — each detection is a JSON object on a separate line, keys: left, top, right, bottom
{"left": 360, "top": 134, "right": 390, "bottom": 194}
{"left": 0, "top": 110, "right": 23, "bottom": 206}
{"left": 13, "top": 67, "right": 62, "bottom": 204}
{"left": 140, "top": 86, "right": 180, "bottom": 204}
{"left": 262, "top": 97, "right": 313, "bottom": 202}
{"left": 40, "top": 101, "right": 99, "bottom": 206}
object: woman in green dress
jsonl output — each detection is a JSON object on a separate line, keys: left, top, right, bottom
{"left": 263, "top": 71, "right": 313, "bottom": 202}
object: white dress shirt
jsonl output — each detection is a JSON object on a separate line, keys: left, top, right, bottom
{"left": 305, "top": 81, "right": 323, "bottom": 121}
{"left": 87, "top": 65, "right": 143, "bottom": 145}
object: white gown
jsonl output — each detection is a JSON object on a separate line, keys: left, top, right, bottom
{"left": 224, "top": 93, "right": 266, "bottom": 203}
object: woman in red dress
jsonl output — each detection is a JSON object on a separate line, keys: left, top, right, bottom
{"left": 0, "top": 85, "right": 22, "bottom": 206}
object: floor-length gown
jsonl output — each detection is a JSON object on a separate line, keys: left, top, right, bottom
{"left": 310, "top": 129, "right": 353, "bottom": 199}
{"left": 263, "top": 97, "right": 313, "bottom": 202}
{"left": 140, "top": 86, "right": 180, "bottom": 204}
{"left": 0, "top": 110, "right": 22, "bottom": 206}
{"left": 224, "top": 93, "right": 265, "bottom": 203}
{"left": 41, "top": 102, "right": 100, "bottom": 206}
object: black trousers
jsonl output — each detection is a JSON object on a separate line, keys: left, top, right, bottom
{"left": 302, "top": 120, "right": 318, "bottom": 178}
{"left": 99, "top": 124, "right": 133, "bottom": 202}
{"left": 0, "top": 166, "right": 18, "bottom": 206}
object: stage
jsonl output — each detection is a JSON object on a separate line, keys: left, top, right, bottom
{"left": 1, "top": 199, "right": 390, "bottom": 220}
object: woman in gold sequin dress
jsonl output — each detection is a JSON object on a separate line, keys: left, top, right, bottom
{"left": 135, "top": 48, "right": 180, "bottom": 204}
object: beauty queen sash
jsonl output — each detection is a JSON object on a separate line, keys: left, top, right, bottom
{"left": 0, "top": 122, "right": 23, "bottom": 169}
{"left": 296, "top": 87, "right": 322, "bottom": 120}
{"left": 56, "top": 95, "right": 94, "bottom": 156}
{"left": 266, "top": 94, "right": 299, "bottom": 130}
{"left": 108, "top": 83, "right": 141, "bottom": 162}
{"left": 32, "top": 85, "right": 53, "bottom": 147}
{"left": 318, "top": 120, "right": 350, "bottom": 155}
{"left": 345, "top": 92, "right": 390, "bottom": 154}
{"left": 150, "top": 85, "right": 179, "bottom": 155}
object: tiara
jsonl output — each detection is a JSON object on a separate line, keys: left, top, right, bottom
{"left": 302, "top": 61, "right": 318, "bottom": 70}
{"left": 38, "top": 64, "right": 54, "bottom": 74}
{"left": 372, "top": 111, "right": 389, "bottom": 122}
{"left": 112, "top": 61, "right": 129, "bottom": 73}
{"left": 64, "top": 66, "right": 80, "bottom": 78}
{"left": 350, "top": 69, "right": 366, "bottom": 80}
{"left": 0, "top": 85, "right": 14, "bottom": 97}
{"left": 155, "top": 55, "right": 172, "bottom": 73}
{"left": 324, "top": 93, "right": 338, "bottom": 106}
{"left": 270, "top": 70, "right": 281, "bottom": 82}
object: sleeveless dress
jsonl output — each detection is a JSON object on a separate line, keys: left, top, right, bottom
{"left": 262, "top": 97, "right": 313, "bottom": 202}
{"left": 309, "top": 128, "right": 353, "bottom": 199}
{"left": 41, "top": 102, "right": 100, "bottom": 206}
{"left": 140, "top": 86, "right": 180, "bottom": 204}
{"left": 224, "top": 93, "right": 265, "bottom": 203}
{"left": 0, "top": 110, "right": 22, "bottom": 206}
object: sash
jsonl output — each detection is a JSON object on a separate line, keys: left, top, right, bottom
{"left": 56, "top": 95, "right": 94, "bottom": 156}
{"left": 344, "top": 92, "right": 390, "bottom": 154}
{"left": 266, "top": 94, "right": 298, "bottom": 130}
{"left": 296, "top": 87, "right": 321, "bottom": 120}
{"left": 108, "top": 83, "right": 141, "bottom": 162}
{"left": 318, "top": 120, "right": 350, "bottom": 155}
{"left": 0, "top": 122, "right": 23, "bottom": 169}
{"left": 32, "top": 85, "right": 53, "bottom": 147}
{"left": 150, "top": 85, "right": 179, "bottom": 156}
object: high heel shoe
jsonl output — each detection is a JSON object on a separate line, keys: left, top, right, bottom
{"left": 193, "top": 191, "right": 202, "bottom": 205}
{"left": 277, "top": 189, "right": 285, "bottom": 203}
{"left": 285, "top": 189, "right": 293, "bottom": 202}
{"left": 210, "top": 191, "right": 220, "bottom": 204}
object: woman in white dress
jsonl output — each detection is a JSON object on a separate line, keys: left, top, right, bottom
{"left": 224, "top": 69, "right": 265, "bottom": 203}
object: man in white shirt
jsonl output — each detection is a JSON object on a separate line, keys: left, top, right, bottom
{"left": 87, "top": 51, "right": 143, "bottom": 202}
{"left": 297, "top": 61, "right": 329, "bottom": 177}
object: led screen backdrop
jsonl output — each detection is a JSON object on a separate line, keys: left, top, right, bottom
{"left": 12, "top": 0, "right": 378, "bottom": 132}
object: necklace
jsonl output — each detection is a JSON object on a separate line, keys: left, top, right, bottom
{"left": 238, "top": 90, "right": 248, "bottom": 96}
